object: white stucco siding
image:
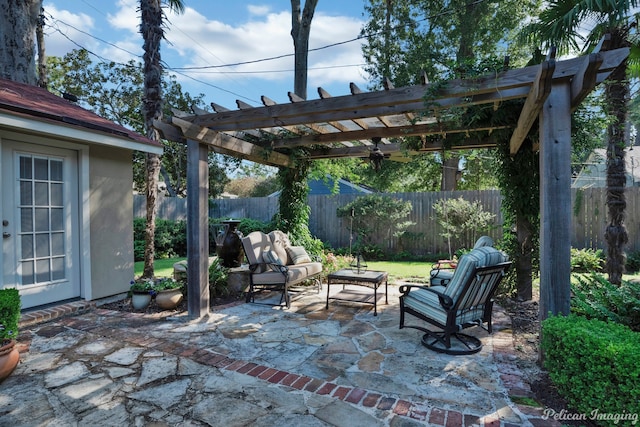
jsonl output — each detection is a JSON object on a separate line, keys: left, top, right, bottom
{"left": 88, "top": 145, "right": 134, "bottom": 299}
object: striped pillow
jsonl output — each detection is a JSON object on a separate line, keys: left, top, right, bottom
{"left": 286, "top": 246, "right": 311, "bottom": 264}
{"left": 262, "top": 250, "right": 287, "bottom": 273}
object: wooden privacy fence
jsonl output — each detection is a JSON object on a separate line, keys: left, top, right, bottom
{"left": 133, "top": 187, "right": 640, "bottom": 255}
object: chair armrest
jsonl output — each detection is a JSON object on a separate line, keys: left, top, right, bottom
{"left": 248, "top": 263, "right": 263, "bottom": 273}
{"left": 264, "top": 262, "right": 288, "bottom": 276}
{"left": 423, "top": 286, "right": 454, "bottom": 310}
{"left": 248, "top": 262, "right": 289, "bottom": 278}
{"left": 399, "top": 284, "right": 430, "bottom": 294}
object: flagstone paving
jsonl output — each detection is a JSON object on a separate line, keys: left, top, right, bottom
{"left": 1, "top": 285, "right": 558, "bottom": 426}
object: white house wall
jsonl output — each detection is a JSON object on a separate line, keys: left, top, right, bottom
{"left": 88, "top": 144, "right": 134, "bottom": 300}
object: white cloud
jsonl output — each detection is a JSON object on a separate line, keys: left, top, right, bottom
{"left": 43, "top": 2, "right": 96, "bottom": 57}
{"left": 247, "top": 5, "right": 272, "bottom": 16}
{"left": 164, "top": 7, "right": 367, "bottom": 90}
{"left": 107, "top": 0, "right": 139, "bottom": 34}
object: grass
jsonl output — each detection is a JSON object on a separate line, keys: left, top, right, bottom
{"left": 135, "top": 257, "right": 432, "bottom": 281}
{"left": 366, "top": 261, "right": 430, "bottom": 281}
{"left": 135, "top": 257, "right": 185, "bottom": 278}
{"left": 136, "top": 257, "right": 640, "bottom": 283}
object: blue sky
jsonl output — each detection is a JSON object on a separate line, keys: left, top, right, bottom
{"left": 43, "top": 0, "right": 370, "bottom": 109}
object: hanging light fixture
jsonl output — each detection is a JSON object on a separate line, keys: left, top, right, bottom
{"left": 369, "top": 137, "right": 385, "bottom": 171}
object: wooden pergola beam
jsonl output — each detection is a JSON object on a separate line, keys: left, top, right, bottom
{"left": 570, "top": 52, "right": 603, "bottom": 111}
{"left": 170, "top": 116, "right": 293, "bottom": 167}
{"left": 272, "top": 124, "right": 511, "bottom": 149}
{"left": 306, "top": 136, "right": 498, "bottom": 159}
{"left": 509, "top": 57, "right": 555, "bottom": 155}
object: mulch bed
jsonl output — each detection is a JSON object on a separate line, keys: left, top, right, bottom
{"left": 99, "top": 293, "right": 243, "bottom": 315}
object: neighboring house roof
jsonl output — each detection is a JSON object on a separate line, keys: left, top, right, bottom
{"left": 572, "top": 147, "right": 640, "bottom": 188}
{"left": 0, "top": 78, "right": 162, "bottom": 154}
{"left": 307, "top": 177, "right": 374, "bottom": 195}
{"left": 268, "top": 176, "right": 373, "bottom": 197}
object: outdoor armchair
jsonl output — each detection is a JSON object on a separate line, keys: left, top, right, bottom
{"left": 429, "top": 235, "right": 495, "bottom": 287}
{"left": 400, "top": 246, "right": 511, "bottom": 355}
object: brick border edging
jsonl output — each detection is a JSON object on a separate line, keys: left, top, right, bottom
{"left": 491, "top": 324, "right": 560, "bottom": 426}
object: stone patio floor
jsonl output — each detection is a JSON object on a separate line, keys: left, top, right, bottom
{"left": 0, "top": 283, "right": 559, "bottom": 426}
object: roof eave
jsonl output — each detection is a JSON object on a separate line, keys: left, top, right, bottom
{"left": 0, "top": 112, "right": 164, "bottom": 155}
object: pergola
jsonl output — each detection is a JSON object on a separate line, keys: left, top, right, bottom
{"left": 155, "top": 45, "right": 629, "bottom": 320}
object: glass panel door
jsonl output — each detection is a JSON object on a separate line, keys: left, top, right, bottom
{"left": 17, "top": 155, "right": 66, "bottom": 286}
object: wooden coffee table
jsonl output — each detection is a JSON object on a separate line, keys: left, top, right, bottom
{"left": 325, "top": 269, "right": 388, "bottom": 316}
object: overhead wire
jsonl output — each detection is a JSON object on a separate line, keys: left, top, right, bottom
{"left": 44, "top": 0, "right": 492, "bottom": 104}
{"left": 46, "top": 0, "right": 490, "bottom": 72}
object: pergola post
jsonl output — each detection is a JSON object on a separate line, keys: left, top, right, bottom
{"left": 539, "top": 82, "right": 572, "bottom": 321}
{"left": 186, "top": 139, "right": 210, "bottom": 319}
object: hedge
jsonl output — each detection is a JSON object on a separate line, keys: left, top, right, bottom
{"left": 541, "top": 315, "right": 640, "bottom": 426}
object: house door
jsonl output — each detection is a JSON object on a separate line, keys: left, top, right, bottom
{"left": 2, "top": 141, "right": 81, "bottom": 309}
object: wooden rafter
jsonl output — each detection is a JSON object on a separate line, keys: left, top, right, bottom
{"left": 509, "top": 52, "right": 556, "bottom": 155}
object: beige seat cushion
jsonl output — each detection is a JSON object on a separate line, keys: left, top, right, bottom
{"left": 242, "top": 231, "right": 272, "bottom": 273}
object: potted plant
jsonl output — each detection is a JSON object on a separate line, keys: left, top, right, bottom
{"left": 152, "top": 277, "right": 184, "bottom": 310}
{"left": 0, "top": 288, "right": 21, "bottom": 383}
{"left": 129, "top": 279, "right": 155, "bottom": 310}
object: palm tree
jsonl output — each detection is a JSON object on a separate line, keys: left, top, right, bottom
{"left": 523, "top": 0, "right": 639, "bottom": 285}
{"left": 140, "top": 0, "right": 184, "bottom": 278}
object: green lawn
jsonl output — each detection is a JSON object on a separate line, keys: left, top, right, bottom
{"left": 135, "top": 257, "right": 432, "bottom": 281}
{"left": 135, "top": 257, "right": 640, "bottom": 283}
{"left": 135, "top": 257, "right": 185, "bottom": 278}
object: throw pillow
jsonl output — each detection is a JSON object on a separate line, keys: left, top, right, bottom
{"left": 286, "top": 246, "right": 311, "bottom": 265}
{"left": 262, "top": 250, "right": 283, "bottom": 271}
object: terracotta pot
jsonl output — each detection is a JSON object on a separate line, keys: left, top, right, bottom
{"left": 131, "top": 292, "right": 152, "bottom": 310}
{"left": 155, "top": 289, "right": 183, "bottom": 310}
{"left": 0, "top": 339, "right": 19, "bottom": 383}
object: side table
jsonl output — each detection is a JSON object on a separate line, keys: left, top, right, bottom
{"left": 326, "top": 269, "right": 388, "bottom": 316}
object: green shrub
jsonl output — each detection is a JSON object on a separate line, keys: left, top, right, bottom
{"left": 336, "top": 194, "right": 414, "bottom": 255}
{"left": 208, "top": 257, "right": 230, "bottom": 298}
{"left": 237, "top": 218, "right": 271, "bottom": 235}
{"left": 0, "top": 288, "right": 21, "bottom": 341}
{"left": 432, "top": 196, "right": 496, "bottom": 253}
{"left": 571, "top": 274, "right": 640, "bottom": 332}
{"left": 133, "top": 218, "right": 146, "bottom": 261}
{"left": 353, "top": 243, "right": 385, "bottom": 261}
{"left": 541, "top": 315, "right": 640, "bottom": 425}
{"left": 155, "top": 219, "right": 187, "bottom": 258}
{"left": 570, "top": 248, "right": 604, "bottom": 273}
{"left": 626, "top": 250, "right": 640, "bottom": 273}
{"left": 133, "top": 218, "right": 188, "bottom": 261}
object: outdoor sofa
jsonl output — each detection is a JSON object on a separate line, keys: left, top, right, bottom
{"left": 241, "top": 230, "right": 322, "bottom": 308}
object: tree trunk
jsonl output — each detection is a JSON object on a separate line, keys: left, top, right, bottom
{"left": 515, "top": 214, "right": 534, "bottom": 301}
{"left": 141, "top": 0, "right": 164, "bottom": 278}
{"left": 36, "top": 6, "right": 46, "bottom": 89}
{"left": 441, "top": 156, "right": 459, "bottom": 190}
{"left": 0, "top": 0, "right": 41, "bottom": 85}
{"left": 290, "top": 0, "right": 318, "bottom": 100}
{"left": 604, "top": 61, "right": 629, "bottom": 285}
